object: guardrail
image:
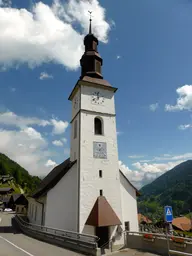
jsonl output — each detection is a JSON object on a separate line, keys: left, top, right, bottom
{"left": 124, "top": 231, "right": 192, "bottom": 256}
{"left": 126, "top": 231, "right": 192, "bottom": 243}
{"left": 14, "top": 215, "right": 100, "bottom": 256}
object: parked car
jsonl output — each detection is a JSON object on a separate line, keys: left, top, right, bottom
{"left": 4, "top": 208, "right": 12, "bottom": 212}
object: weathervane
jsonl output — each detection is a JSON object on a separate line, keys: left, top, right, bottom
{"left": 88, "top": 10, "right": 93, "bottom": 34}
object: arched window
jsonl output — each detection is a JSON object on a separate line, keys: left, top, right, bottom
{"left": 94, "top": 117, "right": 103, "bottom": 135}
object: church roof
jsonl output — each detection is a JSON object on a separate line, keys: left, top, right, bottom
{"left": 32, "top": 159, "right": 139, "bottom": 199}
{"left": 32, "top": 158, "right": 76, "bottom": 198}
{"left": 86, "top": 196, "right": 122, "bottom": 227}
{"left": 119, "top": 169, "right": 140, "bottom": 196}
{"left": 68, "top": 76, "right": 117, "bottom": 101}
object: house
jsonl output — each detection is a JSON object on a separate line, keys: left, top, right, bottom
{"left": 27, "top": 18, "right": 140, "bottom": 248}
{"left": 9, "top": 194, "right": 28, "bottom": 214}
{"left": 138, "top": 214, "right": 152, "bottom": 225}
{"left": 0, "top": 187, "right": 14, "bottom": 200}
{"left": 172, "top": 217, "right": 192, "bottom": 232}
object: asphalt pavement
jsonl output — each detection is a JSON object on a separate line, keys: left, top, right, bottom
{"left": 0, "top": 212, "right": 82, "bottom": 256}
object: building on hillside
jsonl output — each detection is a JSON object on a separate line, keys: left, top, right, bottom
{"left": 0, "top": 175, "right": 14, "bottom": 184}
{"left": 0, "top": 196, "right": 11, "bottom": 211}
{"left": 9, "top": 194, "right": 28, "bottom": 214}
{"left": 172, "top": 217, "right": 192, "bottom": 232}
{"left": 0, "top": 187, "right": 14, "bottom": 200}
{"left": 138, "top": 214, "right": 152, "bottom": 225}
{"left": 27, "top": 18, "right": 140, "bottom": 247}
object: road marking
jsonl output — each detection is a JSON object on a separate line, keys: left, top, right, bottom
{"left": 0, "top": 236, "right": 35, "bottom": 256}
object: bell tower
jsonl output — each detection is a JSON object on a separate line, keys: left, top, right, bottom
{"left": 80, "top": 12, "right": 103, "bottom": 79}
{"left": 69, "top": 14, "right": 123, "bottom": 237}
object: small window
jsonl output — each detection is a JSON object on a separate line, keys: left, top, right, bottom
{"left": 95, "top": 60, "right": 101, "bottom": 73}
{"left": 125, "top": 221, "right": 130, "bottom": 231}
{"left": 99, "top": 170, "right": 102, "bottom": 178}
{"left": 100, "top": 189, "right": 103, "bottom": 196}
{"left": 34, "top": 205, "right": 37, "bottom": 221}
{"left": 94, "top": 117, "right": 103, "bottom": 135}
{"left": 74, "top": 120, "right": 77, "bottom": 139}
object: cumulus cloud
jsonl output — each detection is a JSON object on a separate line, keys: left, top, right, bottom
{"left": 165, "top": 85, "right": 192, "bottom": 111}
{"left": 0, "top": 0, "right": 111, "bottom": 70}
{"left": 50, "top": 119, "right": 68, "bottom": 134}
{"left": 178, "top": 124, "right": 192, "bottom": 130}
{"left": 0, "top": 127, "right": 51, "bottom": 175}
{"left": 0, "top": 110, "right": 69, "bottom": 176}
{"left": 119, "top": 159, "right": 183, "bottom": 189}
{"left": 149, "top": 103, "right": 159, "bottom": 112}
{"left": 0, "top": 0, "right": 11, "bottom": 7}
{"left": 52, "top": 140, "right": 63, "bottom": 146}
{"left": 45, "top": 159, "right": 57, "bottom": 167}
{"left": 39, "top": 72, "right": 53, "bottom": 80}
{"left": 0, "top": 111, "right": 68, "bottom": 134}
{"left": 120, "top": 152, "right": 192, "bottom": 188}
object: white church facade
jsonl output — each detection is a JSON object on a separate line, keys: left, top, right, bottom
{"left": 27, "top": 19, "right": 139, "bottom": 247}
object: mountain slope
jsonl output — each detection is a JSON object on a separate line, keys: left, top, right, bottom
{"left": 138, "top": 160, "right": 192, "bottom": 221}
{"left": 0, "top": 153, "right": 41, "bottom": 195}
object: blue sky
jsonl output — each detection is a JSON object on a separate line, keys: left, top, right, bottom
{"left": 1, "top": 0, "right": 192, "bottom": 188}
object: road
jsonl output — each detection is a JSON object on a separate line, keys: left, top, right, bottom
{"left": 111, "top": 248, "right": 161, "bottom": 256}
{"left": 0, "top": 212, "right": 82, "bottom": 256}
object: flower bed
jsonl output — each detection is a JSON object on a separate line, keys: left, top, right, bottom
{"left": 171, "top": 237, "right": 187, "bottom": 248}
{"left": 143, "top": 234, "right": 155, "bottom": 242}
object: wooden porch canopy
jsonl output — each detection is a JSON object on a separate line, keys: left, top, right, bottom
{"left": 86, "top": 196, "right": 122, "bottom": 227}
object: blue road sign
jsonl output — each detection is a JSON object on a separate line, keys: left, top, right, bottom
{"left": 164, "top": 206, "right": 173, "bottom": 223}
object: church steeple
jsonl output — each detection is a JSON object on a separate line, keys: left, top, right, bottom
{"left": 80, "top": 12, "right": 103, "bottom": 79}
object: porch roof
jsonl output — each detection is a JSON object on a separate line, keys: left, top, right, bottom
{"left": 86, "top": 196, "right": 122, "bottom": 227}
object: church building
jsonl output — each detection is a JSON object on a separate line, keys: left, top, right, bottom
{"left": 27, "top": 18, "right": 139, "bottom": 247}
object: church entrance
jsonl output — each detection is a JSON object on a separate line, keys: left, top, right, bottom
{"left": 96, "top": 226, "right": 109, "bottom": 248}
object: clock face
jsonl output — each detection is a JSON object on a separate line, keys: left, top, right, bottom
{"left": 91, "top": 91, "right": 105, "bottom": 105}
{"left": 73, "top": 96, "right": 79, "bottom": 109}
{"left": 93, "top": 142, "right": 107, "bottom": 159}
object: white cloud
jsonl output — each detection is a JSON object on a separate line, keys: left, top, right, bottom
{"left": 178, "top": 124, "right": 192, "bottom": 130}
{"left": 116, "top": 55, "right": 121, "bottom": 59}
{"left": 10, "top": 87, "right": 16, "bottom": 92}
{"left": 0, "top": 111, "right": 69, "bottom": 135}
{"left": 0, "top": 0, "right": 111, "bottom": 70}
{"left": 119, "top": 159, "right": 183, "bottom": 189}
{"left": 45, "top": 159, "right": 57, "bottom": 167}
{"left": 0, "top": 110, "right": 69, "bottom": 176}
{"left": 128, "top": 155, "right": 145, "bottom": 159}
{"left": 39, "top": 72, "right": 53, "bottom": 80}
{"left": 51, "top": 119, "right": 68, "bottom": 135}
{"left": 149, "top": 103, "right": 159, "bottom": 112}
{"left": 61, "top": 138, "right": 67, "bottom": 143}
{"left": 52, "top": 140, "right": 63, "bottom": 146}
{"left": 0, "top": 0, "right": 11, "bottom": 7}
{"left": 117, "top": 131, "right": 123, "bottom": 136}
{"left": 0, "top": 127, "right": 53, "bottom": 176}
{"left": 165, "top": 85, "right": 192, "bottom": 111}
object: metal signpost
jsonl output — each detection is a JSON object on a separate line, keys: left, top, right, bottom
{"left": 164, "top": 206, "right": 173, "bottom": 256}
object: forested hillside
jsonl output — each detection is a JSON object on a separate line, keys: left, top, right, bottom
{"left": 0, "top": 153, "right": 41, "bottom": 195}
{"left": 138, "top": 160, "right": 192, "bottom": 221}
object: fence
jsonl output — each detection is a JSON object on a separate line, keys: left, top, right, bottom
{"left": 124, "top": 231, "right": 192, "bottom": 256}
{"left": 14, "top": 215, "right": 100, "bottom": 256}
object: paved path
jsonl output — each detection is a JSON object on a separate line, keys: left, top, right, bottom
{"left": 108, "top": 248, "right": 161, "bottom": 256}
{"left": 0, "top": 212, "right": 82, "bottom": 256}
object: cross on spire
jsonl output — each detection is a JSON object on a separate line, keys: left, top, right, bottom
{"left": 88, "top": 11, "right": 92, "bottom": 34}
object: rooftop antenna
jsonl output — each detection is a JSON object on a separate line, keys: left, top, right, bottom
{"left": 88, "top": 10, "right": 92, "bottom": 34}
